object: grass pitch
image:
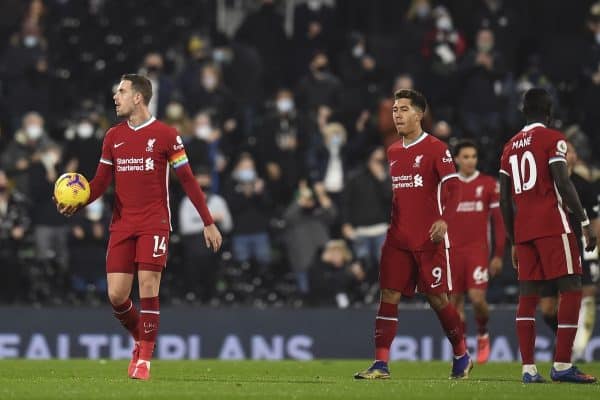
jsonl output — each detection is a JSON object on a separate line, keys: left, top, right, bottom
{"left": 1, "top": 360, "right": 598, "bottom": 399}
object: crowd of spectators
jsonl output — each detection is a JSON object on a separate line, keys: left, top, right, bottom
{"left": 1, "top": 0, "right": 599, "bottom": 308}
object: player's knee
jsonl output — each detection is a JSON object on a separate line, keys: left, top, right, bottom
{"left": 426, "top": 293, "right": 449, "bottom": 311}
{"left": 468, "top": 291, "right": 486, "bottom": 307}
{"left": 107, "top": 289, "right": 129, "bottom": 306}
{"left": 381, "top": 289, "right": 402, "bottom": 304}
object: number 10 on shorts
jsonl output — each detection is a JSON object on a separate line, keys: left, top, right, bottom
{"left": 153, "top": 235, "right": 167, "bottom": 257}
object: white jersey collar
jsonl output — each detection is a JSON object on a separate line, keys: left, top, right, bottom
{"left": 522, "top": 122, "right": 545, "bottom": 132}
{"left": 402, "top": 131, "right": 428, "bottom": 149}
{"left": 128, "top": 116, "right": 156, "bottom": 131}
{"left": 458, "top": 170, "right": 480, "bottom": 183}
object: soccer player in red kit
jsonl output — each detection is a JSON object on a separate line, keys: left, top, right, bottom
{"left": 56, "top": 74, "right": 222, "bottom": 380}
{"left": 354, "top": 89, "right": 471, "bottom": 380}
{"left": 447, "top": 140, "right": 505, "bottom": 364}
{"left": 499, "top": 88, "right": 596, "bottom": 383}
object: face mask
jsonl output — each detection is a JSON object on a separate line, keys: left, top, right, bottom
{"left": 276, "top": 98, "right": 294, "bottom": 113}
{"left": 236, "top": 169, "right": 256, "bottom": 182}
{"left": 315, "top": 64, "right": 328, "bottom": 73}
{"left": 202, "top": 75, "right": 217, "bottom": 90}
{"left": 146, "top": 65, "right": 161, "bottom": 74}
{"left": 415, "top": 3, "right": 430, "bottom": 18}
{"left": 23, "top": 35, "right": 38, "bottom": 48}
{"left": 26, "top": 125, "right": 43, "bottom": 140}
{"left": 195, "top": 125, "right": 212, "bottom": 140}
{"left": 41, "top": 151, "right": 59, "bottom": 166}
{"left": 352, "top": 45, "right": 365, "bottom": 58}
{"left": 77, "top": 122, "right": 94, "bottom": 139}
{"left": 330, "top": 134, "right": 343, "bottom": 147}
{"left": 436, "top": 16, "right": 452, "bottom": 31}
{"left": 478, "top": 42, "right": 493, "bottom": 53}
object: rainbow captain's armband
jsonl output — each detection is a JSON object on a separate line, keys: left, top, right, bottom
{"left": 169, "top": 150, "right": 189, "bottom": 169}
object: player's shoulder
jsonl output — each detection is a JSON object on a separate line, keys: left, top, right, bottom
{"left": 152, "top": 119, "right": 178, "bottom": 135}
{"left": 478, "top": 172, "right": 499, "bottom": 187}
{"left": 105, "top": 121, "right": 128, "bottom": 139}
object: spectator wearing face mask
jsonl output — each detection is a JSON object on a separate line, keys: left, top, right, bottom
{"left": 580, "top": 2, "right": 600, "bottom": 159}
{"left": 283, "top": 180, "right": 336, "bottom": 294}
{"left": 307, "top": 121, "right": 348, "bottom": 203}
{"left": 0, "top": 169, "right": 30, "bottom": 303}
{"left": 63, "top": 115, "right": 102, "bottom": 179}
{"left": 296, "top": 51, "right": 342, "bottom": 113}
{"left": 258, "top": 89, "right": 308, "bottom": 208}
{"left": 421, "top": 6, "right": 466, "bottom": 110}
{"left": 68, "top": 197, "right": 109, "bottom": 298}
{"left": 1, "top": 111, "right": 53, "bottom": 196}
{"left": 29, "top": 142, "right": 70, "bottom": 279}
{"left": 341, "top": 147, "right": 391, "bottom": 278}
{"left": 183, "top": 63, "right": 239, "bottom": 140}
{"left": 187, "top": 111, "right": 227, "bottom": 193}
{"left": 223, "top": 153, "right": 272, "bottom": 271}
{"left": 178, "top": 34, "right": 213, "bottom": 105}
{"left": 337, "top": 31, "right": 380, "bottom": 119}
{"left": 140, "top": 52, "right": 174, "bottom": 119}
{"left": 179, "top": 167, "right": 232, "bottom": 302}
{"left": 0, "top": 22, "right": 49, "bottom": 130}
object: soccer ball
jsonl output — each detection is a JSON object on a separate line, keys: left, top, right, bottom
{"left": 54, "top": 173, "right": 90, "bottom": 207}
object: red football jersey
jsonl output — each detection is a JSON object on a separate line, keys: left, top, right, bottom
{"left": 99, "top": 117, "right": 189, "bottom": 232}
{"left": 387, "top": 133, "right": 458, "bottom": 251}
{"left": 447, "top": 171, "right": 501, "bottom": 252}
{"left": 500, "top": 123, "right": 571, "bottom": 243}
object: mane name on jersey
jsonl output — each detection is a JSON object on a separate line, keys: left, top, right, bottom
{"left": 512, "top": 135, "right": 532, "bottom": 150}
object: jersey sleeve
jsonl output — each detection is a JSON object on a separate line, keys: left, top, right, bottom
{"left": 99, "top": 129, "right": 114, "bottom": 166}
{"left": 499, "top": 148, "right": 510, "bottom": 177}
{"left": 435, "top": 145, "right": 458, "bottom": 183}
{"left": 489, "top": 178, "right": 500, "bottom": 209}
{"left": 165, "top": 129, "right": 189, "bottom": 169}
{"left": 547, "top": 131, "right": 568, "bottom": 165}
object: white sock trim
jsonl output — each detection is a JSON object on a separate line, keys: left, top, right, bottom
{"left": 516, "top": 317, "right": 535, "bottom": 321}
{"left": 553, "top": 362, "right": 572, "bottom": 371}
{"left": 140, "top": 310, "right": 160, "bottom": 315}
{"left": 376, "top": 316, "right": 398, "bottom": 321}
{"left": 522, "top": 364, "right": 538, "bottom": 375}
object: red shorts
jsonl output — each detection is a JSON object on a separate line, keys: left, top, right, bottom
{"left": 106, "top": 231, "right": 170, "bottom": 274}
{"left": 449, "top": 246, "right": 489, "bottom": 293}
{"left": 516, "top": 233, "right": 581, "bottom": 281}
{"left": 379, "top": 237, "right": 450, "bottom": 296}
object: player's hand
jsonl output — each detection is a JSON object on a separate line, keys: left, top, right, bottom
{"left": 511, "top": 246, "right": 518, "bottom": 270}
{"left": 489, "top": 256, "right": 503, "bottom": 277}
{"left": 53, "top": 196, "right": 82, "bottom": 217}
{"left": 429, "top": 219, "right": 447, "bottom": 243}
{"left": 203, "top": 223, "right": 223, "bottom": 253}
{"left": 583, "top": 225, "right": 597, "bottom": 253}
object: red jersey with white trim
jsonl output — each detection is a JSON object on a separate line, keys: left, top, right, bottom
{"left": 499, "top": 123, "right": 571, "bottom": 243}
{"left": 447, "top": 171, "right": 500, "bottom": 251}
{"left": 99, "top": 117, "right": 189, "bottom": 233}
{"left": 387, "top": 133, "right": 458, "bottom": 251}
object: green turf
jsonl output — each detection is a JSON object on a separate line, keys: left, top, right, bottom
{"left": 1, "top": 360, "right": 598, "bottom": 399}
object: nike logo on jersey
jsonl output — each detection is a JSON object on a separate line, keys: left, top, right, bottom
{"left": 152, "top": 253, "right": 164, "bottom": 258}
{"left": 430, "top": 282, "right": 442, "bottom": 288}
{"left": 114, "top": 142, "right": 125, "bottom": 148}
{"left": 390, "top": 160, "right": 398, "bottom": 167}
{"left": 144, "top": 328, "right": 156, "bottom": 334}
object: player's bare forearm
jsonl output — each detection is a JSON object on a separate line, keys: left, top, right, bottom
{"left": 550, "top": 162, "right": 588, "bottom": 223}
{"left": 491, "top": 207, "right": 506, "bottom": 256}
{"left": 499, "top": 174, "right": 514, "bottom": 244}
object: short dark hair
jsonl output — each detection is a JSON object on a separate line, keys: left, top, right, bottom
{"left": 522, "top": 88, "right": 552, "bottom": 121}
{"left": 394, "top": 89, "right": 427, "bottom": 113}
{"left": 121, "top": 74, "right": 153, "bottom": 105}
{"left": 453, "top": 139, "right": 478, "bottom": 157}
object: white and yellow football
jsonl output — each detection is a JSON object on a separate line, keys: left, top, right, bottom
{"left": 54, "top": 173, "right": 90, "bottom": 207}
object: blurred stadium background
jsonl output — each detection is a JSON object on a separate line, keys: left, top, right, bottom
{"left": 0, "top": 0, "right": 599, "bottom": 361}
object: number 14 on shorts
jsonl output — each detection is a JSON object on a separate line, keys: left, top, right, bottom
{"left": 153, "top": 235, "right": 167, "bottom": 258}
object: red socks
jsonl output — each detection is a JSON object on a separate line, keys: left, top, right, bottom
{"left": 435, "top": 304, "right": 466, "bottom": 357}
{"left": 476, "top": 315, "right": 489, "bottom": 336}
{"left": 139, "top": 296, "right": 160, "bottom": 361}
{"left": 555, "top": 291, "right": 582, "bottom": 363}
{"left": 516, "top": 295, "right": 538, "bottom": 365}
{"left": 375, "top": 302, "right": 398, "bottom": 362}
{"left": 112, "top": 298, "right": 139, "bottom": 342}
